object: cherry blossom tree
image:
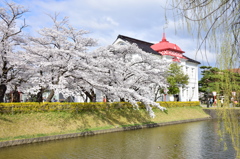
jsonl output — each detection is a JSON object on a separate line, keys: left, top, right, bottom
{"left": 6, "top": 63, "right": 33, "bottom": 102}
{"left": 0, "top": 2, "right": 28, "bottom": 102}
{"left": 53, "top": 42, "right": 170, "bottom": 117}
{"left": 71, "top": 43, "right": 170, "bottom": 117}
{"left": 12, "top": 9, "right": 169, "bottom": 117}
{"left": 21, "top": 14, "right": 97, "bottom": 102}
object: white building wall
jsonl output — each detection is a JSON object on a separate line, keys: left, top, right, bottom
{"left": 180, "top": 62, "right": 199, "bottom": 101}
{"left": 160, "top": 55, "right": 199, "bottom": 102}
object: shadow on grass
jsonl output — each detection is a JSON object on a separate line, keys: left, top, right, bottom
{"left": 0, "top": 116, "right": 13, "bottom": 122}
{"left": 74, "top": 107, "right": 152, "bottom": 130}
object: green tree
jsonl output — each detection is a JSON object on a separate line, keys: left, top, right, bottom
{"left": 170, "top": 0, "right": 240, "bottom": 156}
{"left": 167, "top": 63, "right": 189, "bottom": 95}
{"left": 199, "top": 66, "right": 240, "bottom": 96}
{"left": 199, "top": 66, "right": 221, "bottom": 93}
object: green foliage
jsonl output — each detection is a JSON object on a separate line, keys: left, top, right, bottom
{"left": 167, "top": 63, "right": 189, "bottom": 94}
{"left": 171, "top": 0, "right": 240, "bottom": 156}
{"left": 199, "top": 66, "right": 240, "bottom": 96}
{"left": 157, "top": 101, "right": 200, "bottom": 108}
{"left": 199, "top": 66, "right": 220, "bottom": 92}
{"left": 0, "top": 101, "right": 200, "bottom": 114}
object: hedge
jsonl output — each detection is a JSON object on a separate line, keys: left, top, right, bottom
{"left": 0, "top": 101, "right": 200, "bottom": 114}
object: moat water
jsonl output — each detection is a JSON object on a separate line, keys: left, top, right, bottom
{"left": 0, "top": 120, "right": 236, "bottom": 159}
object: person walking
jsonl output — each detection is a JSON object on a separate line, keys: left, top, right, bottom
{"left": 210, "top": 98, "right": 213, "bottom": 107}
{"left": 220, "top": 98, "right": 224, "bottom": 107}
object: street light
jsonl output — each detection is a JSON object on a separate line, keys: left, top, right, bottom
{"left": 212, "top": 91, "right": 217, "bottom": 107}
{"left": 232, "top": 91, "right": 236, "bottom": 107}
{"left": 206, "top": 88, "right": 210, "bottom": 108}
{"left": 164, "top": 88, "right": 167, "bottom": 101}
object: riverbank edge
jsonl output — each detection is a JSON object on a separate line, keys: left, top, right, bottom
{"left": 0, "top": 116, "right": 211, "bottom": 148}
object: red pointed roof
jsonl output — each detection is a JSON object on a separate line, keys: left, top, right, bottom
{"left": 115, "top": 35, "right": 200, "bottom": 64}
{"left": 150, "top": 33, "right": 185, "bottom": 53}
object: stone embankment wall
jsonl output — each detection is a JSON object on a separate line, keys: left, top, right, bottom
{"left": 203, "top": 109, "right": 240, "bottom": 119}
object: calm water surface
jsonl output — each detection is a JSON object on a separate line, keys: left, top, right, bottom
{"left": 0, "top": 120, "right": 236, "bottom": 159}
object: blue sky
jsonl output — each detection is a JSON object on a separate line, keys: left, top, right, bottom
{"left": 10, "top": 0, "right": 216, "bottom": 69}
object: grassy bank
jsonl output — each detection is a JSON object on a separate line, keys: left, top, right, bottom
{"left": 0, "top": 106, "right": 209, "bottom": 142}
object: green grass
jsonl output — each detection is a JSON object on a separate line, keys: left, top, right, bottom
{"left": 0, "top": 106, "right": 210, "bottom": 142}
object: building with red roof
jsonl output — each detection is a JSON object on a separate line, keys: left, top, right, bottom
{"left": 113, "top": 34, "right": 200, "bottom": 102}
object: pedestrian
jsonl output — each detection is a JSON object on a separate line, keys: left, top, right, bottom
{"left": 210, "top": 98, "right": 213, "bottom": 107}
{"left": 53, "top": 98, "right": 57, "bottom": 102}
{"left": 221, "top": 98, "right": 224, "bottom": 107}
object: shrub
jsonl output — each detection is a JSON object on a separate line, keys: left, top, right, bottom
{"left": 0, "top": 101, "right": 200, "bottom": 114}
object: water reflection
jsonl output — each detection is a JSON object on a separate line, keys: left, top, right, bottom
{"left": 0, "top": 120, "right": 236, "bottom": 159}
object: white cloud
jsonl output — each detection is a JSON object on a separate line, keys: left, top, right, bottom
{"left": 11, "top": 0, "right": 218, "bottom": 67}
{"left": 104, "top": 17, "right": 119, "bottom": 26}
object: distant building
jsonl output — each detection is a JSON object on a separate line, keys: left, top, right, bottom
{"left": 113, "top": 34, "right": 200, "bottom": 101}
{"left": 229, "top": 68, "right": 240, "bottom": 74}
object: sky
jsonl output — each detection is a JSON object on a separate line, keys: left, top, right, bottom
{"left": 10, "top": 0, "right": 216, "bottom": 71}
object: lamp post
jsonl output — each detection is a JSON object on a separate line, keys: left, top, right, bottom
{"left": 212, "top": 91, "right": 217, "bottom": 107}
{"left": 206, "top": 88, "right": 210, "bottom": 108}
{"left": 164, "top": 88, "right": 167, "bottom": 101}
{"left": 232, "top": 91, "right": 236, "bottom": 107}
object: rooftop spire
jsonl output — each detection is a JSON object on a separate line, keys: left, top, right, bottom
{"left": 162, "top": 32, "right": 167, "bottom": 42}
{"left": 151, "top": 33, "right": 185, "bottom": 53}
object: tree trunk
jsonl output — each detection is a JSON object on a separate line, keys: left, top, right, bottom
{"left": 83, "top": 89, "right": 96, "bottom": 102}
{"left": 84, "top": 95, "right": 88, "bottom": 102}
{"left": 0, "top": 84, "right": 7, "bottom": 103}
{"left": 12, "top": 91, "right": 20, "bottom": 102}
{"left": 90, "top": 89, "right": 96, "bottom": 102}
{"left": 36, "top": 90, "right": 43, "bottom": 103}
{"left": 120, "top": 98, "right": 125, "bottom": 102}
{"left": 46, "top": 89, "right": 55, "bottom": 102}
{"left": 154, "top": 86, "right": 161, "bottom": 102}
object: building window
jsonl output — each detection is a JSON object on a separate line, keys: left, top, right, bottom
{"left": 192, "top": 68, "right": 195, "bottom": 77}
{"left": 117, "top": 41, "right": 125, "bottom": 45}
{"left": 186, "top": 67, "right": 189, "bottom": 74}
{"left": 182, "top": 89, "right": 185, "bottom": 97}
